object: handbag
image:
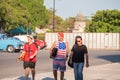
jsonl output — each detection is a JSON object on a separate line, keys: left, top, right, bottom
{"left": 19, "top": 51, "right": 26, "bottom": 61}
{"left": 51, "top": 47, "right": 58, "bottom": 57}
{"left": 68, "top": 55, "right": 73, "bottom": 68}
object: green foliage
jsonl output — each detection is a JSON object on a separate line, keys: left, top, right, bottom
{"left": 2, "top": 1, "right": 119, "bottom": 33}
{"left": 86, "top": 9, "right": 120, "bottom": 32}
{"left": 46, "top": 9, "right": 66, "bottom": 32}
{"left": 37, "top": 33, "right": 45, "bottom": 41}
{"left": 54, "top": 17, "right": 75, "bottom": 32}
{"left": 0, "top": 0, "right": 49, "bottom": 32}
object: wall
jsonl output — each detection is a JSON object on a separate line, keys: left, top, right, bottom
{"left": 45, "top": 33, "right": 120, "bottom": 50}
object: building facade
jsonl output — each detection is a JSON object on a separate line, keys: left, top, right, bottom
{"left": 73, "top": 13, "right": 86, "bottom": 32}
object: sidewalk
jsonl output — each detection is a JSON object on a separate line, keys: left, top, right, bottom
{"left": 1, "top": 63, "right": 120, "bottom": 80}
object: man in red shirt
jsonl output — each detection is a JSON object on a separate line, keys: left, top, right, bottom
{"left": 22, "top": 35, "right": 38, "bottom": 80}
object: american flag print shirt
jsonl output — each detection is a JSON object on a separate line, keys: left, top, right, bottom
{"left": 55, "top": 41, "right": 67, "bottom": 59}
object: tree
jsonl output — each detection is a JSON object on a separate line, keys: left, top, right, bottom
{"left": 0, "top": 0, "right": 49, "bottom": 32}
{"left": 85, "top": 9, "right": 120, "bottom": 32}
{"left": 45, "top": 9, "right": 65, "bottom": 32}
{"left": 0, "top": 0, "right": 30, "bottom": 31}
{"left": 61, "top": 17, "right": 75, "bottom": 32}
{"left": 23, "top": 0, "right": 49, "bottom": 29}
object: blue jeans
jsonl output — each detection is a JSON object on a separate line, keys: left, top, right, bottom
{"left": 73, "top": 62, "right": 84, "bottom": 80}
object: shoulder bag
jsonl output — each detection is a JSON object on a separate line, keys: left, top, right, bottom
{"left": 51, "top": 47, "right": 58, "bottom": 57}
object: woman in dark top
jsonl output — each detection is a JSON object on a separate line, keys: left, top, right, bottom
{"left": 70, "top": 36, "right": 89, "bottom": 80}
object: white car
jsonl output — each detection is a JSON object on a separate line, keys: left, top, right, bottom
{"left": 14, "top": 35, "right": 28, "bottom": 43}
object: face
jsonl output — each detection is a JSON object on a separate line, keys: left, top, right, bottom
{"left": 58, "top": 35, "right": 63, "bottom": 41}
{"left": 76, "top": 38, "right": 82, "bottom": 45}
{"left": 27, "top": 37, "right": 32, "bottom": 43}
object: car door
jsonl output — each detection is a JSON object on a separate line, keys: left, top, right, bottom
{"left": 0, "top": 37, "right": 6, "bottom": 50}
{"left": 0, "top": 37, "right": 3, "bottom": 50}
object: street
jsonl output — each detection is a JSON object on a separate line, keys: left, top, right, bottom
{"left": 0, "top": 50, "right": 120, "bottom": 79}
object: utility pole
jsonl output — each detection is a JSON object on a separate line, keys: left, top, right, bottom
{"left": 53, "top": 0, "right": 55, "bottom": 32}
{"left": 27, "top": 22, "right": 29, "bottom": 35}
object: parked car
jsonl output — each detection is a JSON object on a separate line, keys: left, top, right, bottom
{"left": 14, "top": 35, "right": 28, "bottom": 43}
{"left": 14, "top": 35, "right": 46, "bottom": 49}
{"left": 34, "top": 39, "right": 46, "bottom": 49}
{"left": 0, "top": 34, "right": 23, "bottom": 52}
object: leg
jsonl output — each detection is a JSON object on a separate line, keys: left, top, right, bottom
{"left": 53, "top": 70, "right": 57, "bottom": 80}
{"left": 78, "top": 63, "right": 84, "bottom": 80}
{"left": 59, "top": 61, "right": 66, "bottom": 80}
{"left": 73, "top": 63, "right": 79, "bottom": 80}
{"left": 31, "top": 68, "right": 35, "bottom": 80}
{"left": 53, "top": 60, "right": 59, "bottom": 80}
{"left": 60, "top": 71, "right": 64, "bottom": 80}
{"left": 25, "top": 67, "right": 30, "bottom": 80}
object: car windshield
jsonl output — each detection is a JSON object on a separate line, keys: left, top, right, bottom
{"left": 1, "top": 35, "right": 7, "bottom": 39}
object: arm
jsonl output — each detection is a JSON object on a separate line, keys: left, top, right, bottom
{"left": 49, "top": 41, "right": 56, "bottom": 58}
{"left": 65, "top": 41, "right": 69, "bottom": 61}
{"left": 18, "top": 44, "right": 26, "bottom": 59}
{"left": 69, "top": 44, "right": 75, "bottom": 63}
{"left": 30, "top": 50, "right": 38, "bottom": 59}
{"left": 66, "top": 41, "right": 69, "bottom": 57}
{"left": 85, "top": 53, "right": 89, "bottom": 67}
{"left": 30, "top": 44, "right": 38, "bottom": 59}
{"left": 70, "top": 51, "right": 73, "bottom": 63}
{"left": 17, "top": 50, "right": 26, "bottom": 62}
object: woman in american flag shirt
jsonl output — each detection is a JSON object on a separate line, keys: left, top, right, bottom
{"left": 50, "top": 32, "right": 69, "bottom": 80}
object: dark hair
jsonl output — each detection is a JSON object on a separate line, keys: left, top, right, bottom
{"left": 75, "top": 36, "right": 82, "bottom": 44}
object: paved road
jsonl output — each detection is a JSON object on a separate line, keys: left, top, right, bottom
{"left": 0, "top": 50, "right": 120, "bottom": 79}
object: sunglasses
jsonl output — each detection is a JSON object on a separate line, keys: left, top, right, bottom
{"left": 77, "top": 41, "right": 81, "bottom": 42}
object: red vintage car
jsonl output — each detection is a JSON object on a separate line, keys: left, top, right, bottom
{"left": 35, "top": 39, "right": 46, "bottom": 49}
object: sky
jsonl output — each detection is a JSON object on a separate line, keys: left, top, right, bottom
{"left": 44, "top": 0, "right": 120, "bottom": 20}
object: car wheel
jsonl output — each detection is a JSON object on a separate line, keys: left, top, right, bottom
{"left": 7, "top": 45, "right": 15, "bottom": 53}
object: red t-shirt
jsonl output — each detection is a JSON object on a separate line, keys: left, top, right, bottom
{"left": 23, "top": 43, "right": 38, "bottom": 62}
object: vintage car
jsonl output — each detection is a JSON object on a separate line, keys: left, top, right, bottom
{"left": 34, "top": 39, "right": 46, "bottom": 49}
{"left": 0, "top": 34, "right": 23, "bottom": 52}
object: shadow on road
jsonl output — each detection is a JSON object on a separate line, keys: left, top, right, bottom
{"left": 98, "top": 54, "right": 120, "bottom": 62}
{"left": 42, "top": 77, "right": 66, "bottom": 80}
{"left": 42, "top": 77, "right": 54, "bottom": 80}
{"left": 17, "top": 76, "right": 31, "bottom": 80}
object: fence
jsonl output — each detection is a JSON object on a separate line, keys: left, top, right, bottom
{"left": 45, "top": 33, "right": 120, "bottom": 50}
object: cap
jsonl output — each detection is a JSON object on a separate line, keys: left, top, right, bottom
{"left": 58, "top": 32, "right": 64, "bottom": 37}
{"left": 27, "top": 35, "right": 34, "bottom": 39}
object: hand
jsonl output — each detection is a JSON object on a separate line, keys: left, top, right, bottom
{"left": 50, "top": 55, "right": 53, "bottom": 59}
{"left": 16, "top": 58, "right": 20, "bottom": 63}
{"left": 65, "top": 57, "right": 68, "bottom": 61}
{"left": 86, "top": 63, "right": 89, "bottom": 68}
{"left": 30, "top": 55, "right": 34, "bottom": 59}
